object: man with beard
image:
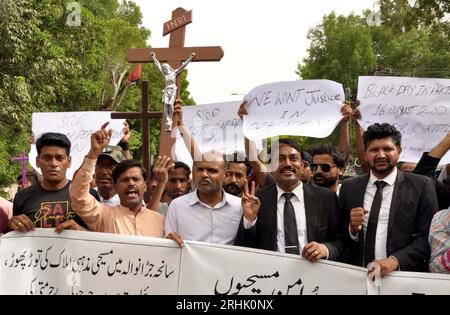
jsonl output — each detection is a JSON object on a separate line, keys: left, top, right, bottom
{"left": 309, "top": 144, "right": 346, "bottom": 194}
{"left": 164, "top": 151, "right": 243, "bottom": 245}
{"left": 70, "top": 124, "right": 182, "bottom": 245}
{"left": 235, "top": 139, "right": 343, "bottom": 262}
{"left": 223, "top": 152, "right": 251, "bottom": 197}
{"left": 339, "top": 123, "right": 438, "bottom": 276}
{"left": 8, "top": 133, "right": 87, "bottom": 232}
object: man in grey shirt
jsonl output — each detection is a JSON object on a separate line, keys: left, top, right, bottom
{"left": 164, "top": 151, "right": 243, "bottom": 245}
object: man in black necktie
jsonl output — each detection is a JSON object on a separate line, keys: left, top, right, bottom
{"left": 339, "top": 123, "right": 438, "bottom": 276}
{"left": 235, "top": 139, "right": 343, "bottom": 262}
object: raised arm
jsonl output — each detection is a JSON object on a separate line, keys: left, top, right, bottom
{"left": 118, "top": 121, "right": 132, "bottom": 160}
{"left": 150, "top": 52, "right": 163, "bottom": 73}
{"left": 353, "top": 107, "right": 370, "bottom": 173}
{"left": 339, "top": 101, "right": 352, "bottom": 163}
{"left": 175, "top": 53, "right": 196, "bottom": 75}
{"left": 238, "top": 102, "right": 269, "bottom": 187}
{"left": 173, "top": 100, "right": 202, "bottom": 161}
{"left": 70, "top": 123, "right": 112, "bottom": 231}
{"left": 146, "top": 156, "right": 174, "bottom": 212}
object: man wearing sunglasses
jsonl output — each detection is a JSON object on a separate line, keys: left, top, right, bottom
{"left": 309, "top": 144, "right": 346, "bottom": 195}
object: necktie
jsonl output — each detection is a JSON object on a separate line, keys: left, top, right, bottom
{"left": 364, "top": 180, "right": 387, "bottom": 267}
{"left": 283, "top": 192, "right": 299, "bottom": 254}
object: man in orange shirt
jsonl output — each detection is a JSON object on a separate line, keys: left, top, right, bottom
{"left": 70, "top": 123, "right": 182, "bottom": 245}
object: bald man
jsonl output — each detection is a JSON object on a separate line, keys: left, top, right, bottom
{"left": 164, "top": 151, "right": 243, "bottom": 245}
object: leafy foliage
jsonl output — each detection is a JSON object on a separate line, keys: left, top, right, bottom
{"left": 0, "top": 0, "right": 194, "bottom": 190}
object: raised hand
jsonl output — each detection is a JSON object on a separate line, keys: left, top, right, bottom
{"left": 241, "top": 181, "right": 260, "bottom": 222}
{"left": 87, "top": 122, "right": 113, "bottom": 159}
{"left": 237, "top": 101, "right": 248, "bottom": 120}
{"left": 173, "top": 99, "right": 184, "bottom": 127}
{"left": 153, "top": 156, "right": 174, "bottom": 185}
{"left": 341, "top": 101, "right": 353, "bottom": 123}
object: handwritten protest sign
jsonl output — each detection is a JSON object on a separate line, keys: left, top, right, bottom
{"left": 357, "top": 76, "right": 450, "bottom": 164}
{"left": 175, "top": 102, "right": 261, "bottom": 167}
{"left": 242, "top": 80, "right": 345, "bottom": 140}
{"left": 29, "top": 112, "right": 125, "bottom": 179}
{"left": 0, "top": 230, "right": 180, "bottom": 295}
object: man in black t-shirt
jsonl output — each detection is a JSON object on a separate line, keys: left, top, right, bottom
{"left": 8, "top": 133, "right": 87, "bottom": 232}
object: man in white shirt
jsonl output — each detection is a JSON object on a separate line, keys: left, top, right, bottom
{"left": 339, "top": 123, "right": 438, "bottom": 276}
{"left": 164, "top": 151, "right": 243, "bottom": 245}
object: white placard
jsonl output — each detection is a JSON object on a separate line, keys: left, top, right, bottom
{"left": 0, "top": 230, "right": 181, "bottom": 295}
{"left": 242, "top": 80, "right": 345, "bottom": 140}
{"left": 175, "top": 102, "right": 261, "bottom": 167}
{"left": 357, "top": 76, "right": 450, "bottom": 163}
{"left": 380, "top": 271, "right": 450, "bottom": 295}
{"left": 2, "top": 230, "right": 449, "bottom": 295}
{"left": 30, "top": 112, "right": 125, "bottom": 179}
{"left": 179, "top": 242, "right": 367, "bottom": 295}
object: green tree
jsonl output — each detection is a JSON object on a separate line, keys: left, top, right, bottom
{"left": 0, "top": 0, "right": 195, "bottom": 190}
{"left": 297, "top": 12, "right": 377, "bottom": 150}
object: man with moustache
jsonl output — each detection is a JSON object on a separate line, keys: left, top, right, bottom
{"left": 164, "top": 151, "right": 243, "bottom": 245}
{"left": 70, "top": 124, "right": 182, "bottom": 245}
{"left": 309, "top": 144, "right": 346, "bottom": 194}
{"left": 8, "top": 133, "right": 87, "bottom": 232}
{"left": 223, "top": 152, "right": 251, "bottom": 197}
{"left": 235, "top": 139, "right": 343, "bottom": 262}
{"left": 94, "top": 146, "right": 126, "bottom": 206}
{"left": 339, "top": 123, "right": 438, "bottom": 276}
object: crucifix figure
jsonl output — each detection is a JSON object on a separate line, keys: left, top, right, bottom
{"left": 151, "top": 51, "right": 196, "bottom": 131}
{"left": 126, "top": 7, "right": 224, "bottom": 156}
{"left": 11, "top": 150, "right": 29, "bottom": 187}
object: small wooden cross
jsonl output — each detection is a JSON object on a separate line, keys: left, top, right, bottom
{"left": 11, "top": 150, "right": 29, "bottom": 187}
{"left": 126, "top": 7, "right": 224, "bottom": 156}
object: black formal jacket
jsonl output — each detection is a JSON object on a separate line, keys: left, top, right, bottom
{"left": 234, "top": 183, "right": 343, "bottom": 261}
{"left": 339, "top": 171, "right": 438, "bottom": 272}
{"left": 414, "top": 152, "right": 450, "bottom": 210}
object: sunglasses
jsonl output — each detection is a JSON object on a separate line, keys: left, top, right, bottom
{"left": 310, "top": 163, "right": 336, "bottom": 172}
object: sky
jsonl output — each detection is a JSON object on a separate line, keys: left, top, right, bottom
{"left": 130, "top": 0, "right": 379, "bottom": 105}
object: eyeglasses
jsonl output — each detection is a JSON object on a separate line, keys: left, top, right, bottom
{"left": 310, "top": 163, "right": 336, "bottom": 172}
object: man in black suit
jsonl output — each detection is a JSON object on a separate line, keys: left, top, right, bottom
{"left": 339, "top": 123, "right": 438, "bottom": 276}
{"left": 235, "top": 139, "right": 343, "bottom": 262}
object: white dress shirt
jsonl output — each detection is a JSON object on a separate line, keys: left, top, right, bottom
{"left": 350, "top": 168, "right": 397, "bottom": 260}
{"left": 244, "top": 183, "right": 308, "bottom": 253}
{"left": 164, "top": 189, "right": 242, "bottom": 245}
{"left": 275, "top": 183, "right": 308, "bottom": 253}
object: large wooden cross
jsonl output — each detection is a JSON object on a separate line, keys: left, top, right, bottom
{"left": 111, "top": 81, "right": 160, "bottom": 177}
{"left": 126, "top": 7, "right": 224, "bottom": 157}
